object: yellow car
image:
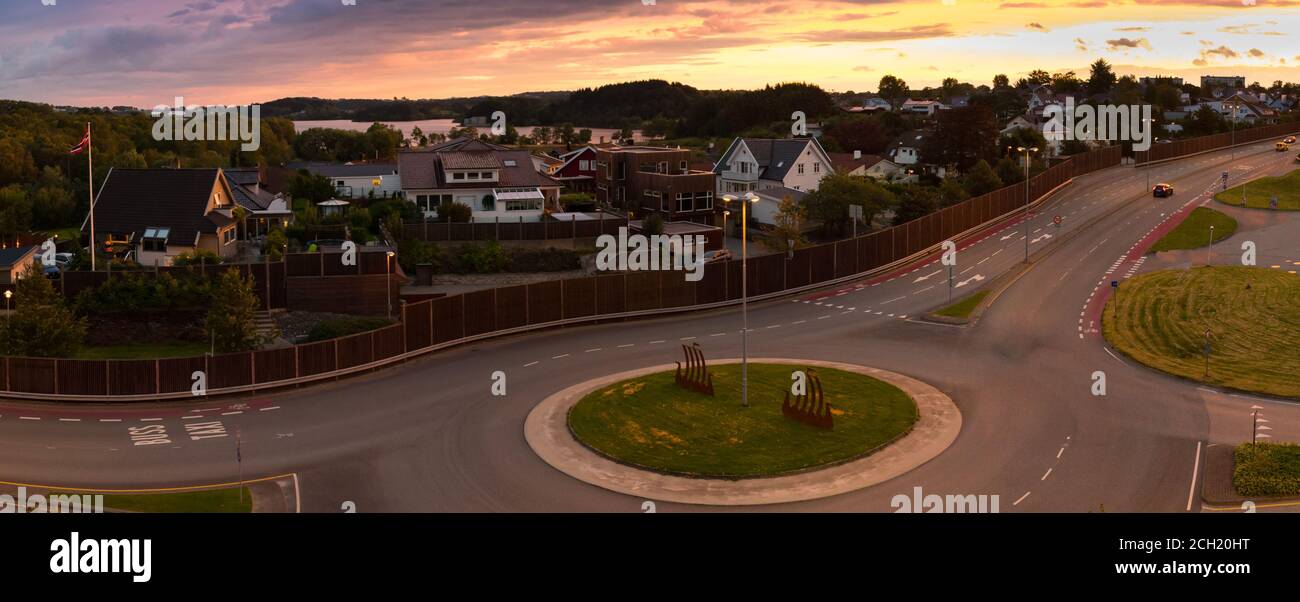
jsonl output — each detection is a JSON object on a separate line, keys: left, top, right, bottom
{"left": 1278, "top": 142, "right": 1291, "bottom": 152}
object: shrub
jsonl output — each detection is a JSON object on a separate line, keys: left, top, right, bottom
{"left": 1234, "top": 442, "right": 1300, "bottom": 497}
{"left": 171, "top": 248, "right": 224, "bottom": 266}
{"left": 1, "top": 272, "right": 85, "bottom": 357}
{"left": 206, "top": 269, "right": 268, "bottom": 353}
{"left": 454, "top": 241, "right": 509, "bottom": 274}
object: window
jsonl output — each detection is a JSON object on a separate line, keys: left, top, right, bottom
{"left": 141, "top": 227, "right": 170, "bottom": 252}
{"left": 222, "top": 228, "right": 235, "bottom": 244}
{"left": 814, "top": 162, "right": 821, "bottom": 174}
{"left": 467, "top": 172, "right": 480, "bottom": 180}
{"left": 696, "top": 191, "right": 713, "bottom": 210}
{"left": 505, "top": 199, "right": 542, "bottom": 212}
{"left": 480, "top": 172, "right": 493, "bottom": 179}
{"left": 503, "top": 160, "right": 517, "bottom": 167}
{"left": 677, "top": 193, "right": 692, "bottom": 213}
{"left": 798, "top": 163, "right": 805, "bottom": 175}
{"left": 680, "top": 160, "right": 688, "bottom": 172}
{"left": 452, "top": 172, "right": 466, "bottom": 180}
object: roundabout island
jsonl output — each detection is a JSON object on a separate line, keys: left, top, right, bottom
{"left": 525, "top": 358, "right": 961, "bottom": 506}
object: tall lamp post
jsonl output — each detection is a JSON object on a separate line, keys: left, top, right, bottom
{"left": 385, "top": 251, "right": 395, "bottom": 319}
{"left": 1016, "top": 146, "right": 1039, "bottom": 262}
{"left": 3, "top": 289, "right": 10, "bottom": 352}
{"left": 721, "top": 192, "right": 759, "bottom": 408}
{"left": 1229, "top": 99, "right": 1239, "bottom": 161}
{"left": 1144, "top": 117, "right": 1154, "bottom": 194}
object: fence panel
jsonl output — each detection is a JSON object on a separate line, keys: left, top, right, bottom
{"left": 336, "top": 332, "right": 375, "bottom": 369}
{"left": 462, "top": 289, "right": 498, "bottom": 336}
{"left": 108, "top": 360, "right": 156, "bottom": 396}
{"left": 808, "top": 244, "right": 836, "bottom": 284}
{"left": 526, "top": 280, "right": 562, "bottom": 324}
{"left": 563, "top": 277, "right": 597, "bottom": 319}
{"left": 625, "top": 272, "right": 661, "bottom": 312}
{"left": 57, "top": 359, "right": 107, "bottom": 396}
{"left": 660, "top": 271, "right": 696, "bottom": 308}
{"left": 373, "top": 324, "right": 405, "bottom": 360}
{"left": 593, "top": 273, "right": 626, "bottom": 315}
{"left": 254, "top": 348, "right": 297, "bottom": 384}
{"left": 296, "top": 340, "right": 337, "bottom": 377}
{"left": 432, "top": 295, "right": 466, "bottom": 343}
{"left": 210, "top": 352, "right": 253, "bottom": 389}
{"left": 750, "top": 253, "right": 785, "bottom": 296}
{"left": 403, "top": 300, "right": 433, "bottom": 351}
{"left": 494, "top": 285, "right": 529, "bottom": 330}
{"left": 695, "top": 262, "right": 727, "bottom": 304}
{"left": 834, "top": 240, "right": 857, "bottom": 279}
{"left": 785, "top": 247, "right": 812, "bottom": 290}
{"left": 157, "top": 356, "right": 205, "bottom": 393}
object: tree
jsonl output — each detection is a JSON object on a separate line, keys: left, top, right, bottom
{"left": 1, "top": 272, "right": 85, "bottom": 358}
{"left": 764, "top": 195, "right": 807, "bottom": 252}
{"left": 0, "top": 184, "right": 33, "bottom": 238}
{"left": 206, "top": 269, "right": 266, "bottom": 353}
{"left": 265, "top": 227, "right": 287, "bottom": 261}
{"left": 824, "top": 116, "right": 888, "bottom": 154}
{"left": 1087, "top": 59, "right": 1117, "bottom": 96}
{"left": 962, "top": 160, "right": 1004, "bottom": 197}
{"left": 289, "top": 171, "right": 336, "bottom": 204}
{"left": 890, "top": 186, "right": 938, "bottom": 226}
{"left": 924, "top": 105, "right": 1000, "bottom": 171}
{"left": 436, "top": 199, "right": 472, "bottom": 223}
{"left": 878, "top": 75, "right": 910, "bottom": 110}
{"left": 995, "top": 157, "right": 1024, "bottom": 184}
{"left": 993, "top": 74, "right": 1010, "bottom": 89}
{"left": 642, "top": 212, "right": 665, "bottom": 236}
{"left": 1024, "top": 70, "right": 1053, "bottom": 87}
{"left": 804, "top": 173, "right": 894, "bottom": 237}
{"left": 938, "top": 177, "right": 970, "bottom": 207}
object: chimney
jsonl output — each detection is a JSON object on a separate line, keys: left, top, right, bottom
{"left": 853, "top": 150, "right": 862, "bottom": 160}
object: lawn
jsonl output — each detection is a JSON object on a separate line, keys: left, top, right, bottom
{"left": 1213, "top": 168, "right": 1300, "bottom": 210}
{"left": 102, "top": 487, "right": 253, "bottom": 513}
{"left": 75, "top": 341, "right": 210, "bottom": 360}
{"left": 933, "top": 290, "right": 989, "bottom": 319}
{"left": 1233, "top": 443, "right": 1300, "bottom": 498}
{"left": 1103, "top": 266, "right": 1300, "bottom": 398}
{"left": 567, "top": 363, "right": 918, "bottom": 478}
{"left": 1149, "top": 207, "right": 1237, "bottom": 253}
{"left": 305, "top": 316, "right": 394, "bottom": 342}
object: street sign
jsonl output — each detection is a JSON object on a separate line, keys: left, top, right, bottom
{"left": 1270, "top": 195, "right": 1278, "bottom": 210}
{"left": 1111, "top": 280, "right": 1119, "bottom": 289}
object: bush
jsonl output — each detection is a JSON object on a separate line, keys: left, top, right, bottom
{"left": 397, "top": 239, "right": 442, "bottom": 273}
{"left": 507, "top": 247, "right": 584, "bottom": 273}
{"left": 305, "top": 316, "right": 394, "bottom": 342}
{"left": 0, "top": 273, "right": 85, "bottom": 358}
{"left": 206, "top": 269, "right": 267, "bottom": 353}
{"left": 75, "top": 271, "right": 215, "bottom": 313}
{"left": 1234, "top": 442, "right": 1300, "bottom": 497}
{"left": 436, "top": 200, "right": 473, "bottom": 223}
{"left": 454, "top": 241, "right": 509, "bottom": 274}
{"left": 171, "top": 249, "right": 224, "bottom": 266}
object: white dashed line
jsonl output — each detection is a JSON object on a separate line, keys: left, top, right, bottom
{"left": 1013, "top": 492, "right": 1031, "bottom": 506}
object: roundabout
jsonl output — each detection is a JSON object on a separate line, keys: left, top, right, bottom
{"left": 524, "top": 359, "right": 960, "bottom": 506}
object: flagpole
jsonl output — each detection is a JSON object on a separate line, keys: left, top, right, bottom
{"left": 87, "top": 122, "right": 96, "bottom": 271}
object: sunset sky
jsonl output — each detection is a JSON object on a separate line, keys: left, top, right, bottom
{"left": 1, "top": 0, "right": 1298, "bottom": 107}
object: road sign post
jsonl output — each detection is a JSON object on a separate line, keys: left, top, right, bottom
{"left": 1111, "top": 280, "right": 1119, "bottom": 322}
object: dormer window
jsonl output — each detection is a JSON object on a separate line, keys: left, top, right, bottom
{"left": 141, "top": 227, "right": 170, "bottom": 253}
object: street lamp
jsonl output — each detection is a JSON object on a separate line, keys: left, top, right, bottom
{"left": 385, "top": 251, "right": 395, "bottom": 319}
{"left": 1144, "top": 117, "right": 1155, "bottom": 194}
{"left": 1208, "top": 225, "right": 1215, "bottom": 265}
{"left": 1016, "top": 146, "right": 1039, "bottom": 262}
{"left": 722, "top": 209, "right": 731, "bottom": 241}
{"left": 3, "top": 289, "right": 10, "bottom": 352}
{"left": 721, "top": 192, "right": 760, "bottom": 408}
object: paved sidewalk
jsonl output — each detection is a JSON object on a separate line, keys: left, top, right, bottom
{"left": 524, "top": 358, "right": 961, "bottom": 506}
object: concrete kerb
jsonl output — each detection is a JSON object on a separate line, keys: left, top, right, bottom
{"left": 523, "top": 358, "right": 961, "bottom": 506}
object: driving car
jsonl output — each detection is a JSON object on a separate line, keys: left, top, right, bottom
{"left": 1152, "top": 183, "right": 1174, "bottom": 198}
{"left": 1277, "top": 142, "right": 1290, "bottom": 152}
{"left": 1284, "top": 136, "right": 1297, "bottom": 144}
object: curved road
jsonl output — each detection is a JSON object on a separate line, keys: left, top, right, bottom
{"left": 3, "top": 139, "right": 1298, "bottom": 513}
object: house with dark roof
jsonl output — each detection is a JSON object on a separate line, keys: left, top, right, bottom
{"left": 81, "top": 168, "right": 241, "bottom": 266}
{"left": 286, "top": 161, "right": 401, "bottom": 199}
{"left": 223, "top": 168, "right": 294, "bottom": 238}
{"left": 0, "top": 246, "right": 37, "bottom": 285}
{"left": 713, "top": 138, "right": 834, "bottom": 196}
{"left": 398, "top": 138, "right": 562, "bottom": 221}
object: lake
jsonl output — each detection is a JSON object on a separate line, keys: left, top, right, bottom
{"left": 292, "top": 119, "right": 644, "bottom": 144}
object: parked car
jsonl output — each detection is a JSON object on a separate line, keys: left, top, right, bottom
{"left": 53, "top": 252, "right": 74, "bottom": 268}
{"left": 701, "top": 249, "right": 733, "bottom": 263}
{"left": 1152, "top": 183, "right": 1174, "bottom": 198}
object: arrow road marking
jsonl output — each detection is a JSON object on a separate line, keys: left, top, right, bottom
{"left": 913, "top": 270, "right": 941, "bottom": 283}
{"left": 955, "top": 274, "right": 985, "bottom": 288}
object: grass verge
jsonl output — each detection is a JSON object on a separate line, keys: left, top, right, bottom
{"left": 1233, "top": 442, "right": 1300, "bottom": 497}
{"left": 1213, "top": 168, "right": 1300, "bottom": 210}
{"left": 102, "top": 488, "right": 253, "bottom": 513}
{"left": 567, "top": 363, "right": 917, "bottom": 478}
{"left": 1149, "top": 207, "right": 1237, "bottom": 253}
{"left": 933, "top": 290, "right": 989, "bottom": 319}
{"left": 1103, "top": 266, "right": 1300, "bottom": 398}
{"left": 75, "top": 341, "right": 210, "bottom": 359}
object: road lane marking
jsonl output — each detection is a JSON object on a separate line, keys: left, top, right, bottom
{"left": 1041, "top": 468, "right": 1053, "bottom": 481}
{"left": 1013, "top": 492, "right": 1031, "bottom": 506}
{"left": 551, "top": 354, "right": 570, "bottom": 359}
{"left": 1187, "top": 441, "right": 1202, "bottom": 512}
{"left": 524, "top": 361, "right": 539, "bottom": 367}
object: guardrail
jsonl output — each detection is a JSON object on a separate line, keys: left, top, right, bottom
{"left": 0, "top": 146, "right": 1123, "bottom": 401}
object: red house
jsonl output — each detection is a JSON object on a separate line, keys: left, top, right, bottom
{"left": 551, "top": 146, "right": 598, "bottom": 194}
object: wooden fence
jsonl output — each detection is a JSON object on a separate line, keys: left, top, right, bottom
{"left": 0, "top": 146, "right": 1125, "bottom": 400}
{"left": 1136, "top": 122, "right": 1300, "bottom": 165}
{"left": 402, "top": 215, "right": 629, "bottom": 242}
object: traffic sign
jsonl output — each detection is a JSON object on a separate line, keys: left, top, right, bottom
{"left": 1111, "top": 280, "right": 1119, "bottom": 289}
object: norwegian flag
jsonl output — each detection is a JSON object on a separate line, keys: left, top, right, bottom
{"left": 68, "top": 126, "right": 90, "bottom": 155}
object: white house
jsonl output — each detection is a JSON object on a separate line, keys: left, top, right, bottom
{"left": 828, "top": 151, "right": 901, "bottom": 181}
{"left": 900, "top": 99, "right": 948, "bottom": 116}
{"left": 287, "top": 161, "right": 402, "bottom": 200}
{"left": 398, "top": 138, "right": 562, "bottom": 222}
{"left": 887, "top": 130, "right": 928, "bottom": 166}
{"left": 713, "top": 137, "right": 834, "bottom": 195}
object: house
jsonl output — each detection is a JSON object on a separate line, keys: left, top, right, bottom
{"left": 399, "top": 138, "right": 563, "bottom": 222}
{"left": 750, "top": 186, "right": 809, "bottom": 229}
{"left": 827, "top": 151, "right": 900, "bottom": 181}
{"left": 1200, "top": 76, "right": 1246, "bottom": 95}
{"left": 531, "top": 153, "right": 563, "bottom": 175}
{"left": 714, "top": 137, "right": 835, "bottom": 195}
{"left": 550, "top": 146, "right": 600, "bottom": 194}
{"left": 0, "top": 246, "right": 37, "bottom": 285}
{"left": 223, "top": 168, "right": 293, "bottom": 238}
{"left": 887, "top": 130, "right": 929, "bottom": 166}
{"left": 83, "top": 168, "right": 241, "bottom": 266}
{"left": 286, "top": 161, "right": 401, "bottom": 200}
{"left": 901, "top": 99, "right": 948, "bottom": 116}
{"left": 1002, "top": 113, "right": 1039, "bottom": 135}
{"left": 594, "top": 146, "right": 717, "bottom": 223}
{"left": 1205, "top": 94, "right": 1278, "bottom": 124}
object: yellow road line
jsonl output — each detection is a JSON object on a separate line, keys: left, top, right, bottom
{"left": 1203, "top": 499, "right": 1300, "bottom": 512}
{"left": 0, "top": 474, "right": 295, "bottom": 494}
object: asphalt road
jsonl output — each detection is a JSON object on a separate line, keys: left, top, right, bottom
{"left": 2, "top": 139, "right": 1298, "bottom": 513}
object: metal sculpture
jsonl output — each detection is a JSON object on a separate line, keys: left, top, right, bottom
{"left": 782, "top": 369, "right": 833, "bottom": 429}
{"left": 674, "top": 342, "right": 714, "bottom": 395}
